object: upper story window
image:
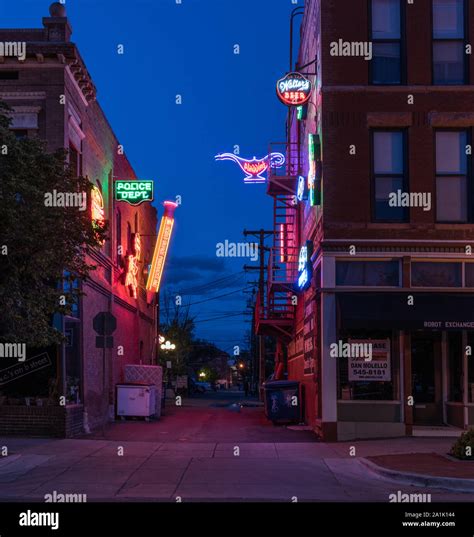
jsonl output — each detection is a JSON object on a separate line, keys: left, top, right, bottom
{"left": 69, "top": 143, "right": 82, "bottom": 177}
{"left": 370, "top": 0, "right": 404, "bottom": 84}
{"left": 372, "top": 130, "right": 408, "bottom": 222}
{"left": 435, "top": 130, "right": 469, "bottom": 222}
{"left": 336, "top": 260, "right": 400, "bottom": 286}
{"left": 433, "top": 0, "right": 467, "bottom": 84}
{"left": 411, "top": 262, "right": 462, "bottom": 287}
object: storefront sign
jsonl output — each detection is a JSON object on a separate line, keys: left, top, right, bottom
{"left": 125, "top": 233, "right": 141, "bottom": 298}
{"left": 146, "top": 201, "right": 178, "bottom": 296}
{"left": 215, "top": 152, "right": 285, "bottom": 183}
{"left": 297, "top": 241, "right": 313, "bottom": 290}
{"left": 348, "top": 339, "right": 391, "bottom": 382}
{"left": 115, "top": 180, "right": 154, "bottom": 205}
{"left": 276, "top": 72, "right": 312, "bottom": 106}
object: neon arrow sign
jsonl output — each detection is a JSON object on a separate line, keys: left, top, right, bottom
{"left": 146, "top": 201, "right": 178, "bottom": 300}
{"left": 215, "top": 153, "right": 285, "bottom": 183}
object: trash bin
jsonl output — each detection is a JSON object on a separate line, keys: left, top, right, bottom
{"left": 263, "top": 380, "right": 301, "bottom": 424}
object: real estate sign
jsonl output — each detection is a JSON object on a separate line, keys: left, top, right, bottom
{"left": 348, "top": 339, "right": 391, "bottom": 382}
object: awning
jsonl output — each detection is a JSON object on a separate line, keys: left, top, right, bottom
{"left": 337, "top": 292, "right": 474, "bottom": 331}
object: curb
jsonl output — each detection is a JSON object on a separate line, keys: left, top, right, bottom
{"left": 360, "top": 457, "right": 474, "bottom": 493}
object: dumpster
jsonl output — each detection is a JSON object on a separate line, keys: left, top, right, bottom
{"left": 263, "top": 380, "right": 301, "bottom": 424}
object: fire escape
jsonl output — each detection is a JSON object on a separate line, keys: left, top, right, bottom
{"left": 255, "top": 142, "right": 301, "bottom": 341}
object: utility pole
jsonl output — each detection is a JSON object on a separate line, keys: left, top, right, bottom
{"left": 243, "top": 229, "right": 274, "bottom": 400}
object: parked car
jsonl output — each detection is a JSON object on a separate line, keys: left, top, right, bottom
{"left": 189, "top": 378, "right": 210, "bottom": 394}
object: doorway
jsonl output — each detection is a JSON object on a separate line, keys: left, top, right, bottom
{"left": 411, "top": 332, "right": 443, "bottom": 425}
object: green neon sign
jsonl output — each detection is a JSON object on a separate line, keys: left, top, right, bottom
{"left": 115, "top": 180, "right": 154, "bottom": 205}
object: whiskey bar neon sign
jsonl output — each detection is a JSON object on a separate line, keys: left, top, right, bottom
{"left": 215, "top": 153, "right": 285, "bottom": 183}
{"left": 146, "top": 201, "right": 178, "bottom": 296}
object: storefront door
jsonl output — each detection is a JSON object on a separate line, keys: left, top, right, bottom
{"left": 411, "top": 333, "right": 443, "bottom": 425}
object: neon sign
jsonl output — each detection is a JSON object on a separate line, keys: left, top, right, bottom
{"left": 276, "top": 72, "right": 312, "bottom": 106}
{"left": 308, "top": 134, "right": 322, "bottom": 207}
{"left": 91, "top": 185, "right": 105, "bottom": 244}
{"left": 115, "top": 180, "right": 154, "bottom": 205}
{"left": 297, "top": 241, "right": 313, "bottom": 291}
{"left": 124, "top": 233, "right": 141, "bottom": 298}
{"left": 297, "top": 175, "right": 307, "bottom": 202}
{"left": 146, "top": 201, "right": 178, "bottom": 297}
{"left": 215, "top": 153, "right": 285, "bottom": 184}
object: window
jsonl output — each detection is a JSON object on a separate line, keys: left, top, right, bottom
{"left": 337, "top": 331, "right": 396, "bottom": 401}
{"left": 69, "top": 143, "right": 82, "bottom": 177}
{"left": 433, "top": 0, "right": 466, "bottom": 84}
{"left": 465, "top": 263, "right": 474, "bottom": 287}
{"left": 13, "top": 130, "right": 28, "bottom": 139}
{"left": 448, "top": 332, "right": 463, "bottom": 402}
{"left": 0, "top": 71, "right": 19, "bottom": 80}
{"left": 435, "top": 131, "right": 468, "bottom": 222}
{"left": 127, "top": 222, "right": 132, "bottom": 254}
{"left": 370, "top": 0, "right": 403, "bottom": 84}
{"left": 411, "top": 262, "right": 462, "bottom": 287}
{"left": 336, "top": 260, "right": 400, "bottom": 286}
{"left": 372, "top": 131, "right": 407, "bottom": 221}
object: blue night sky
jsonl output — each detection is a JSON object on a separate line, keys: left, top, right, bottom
{"left": 0, "top": 0, "right": 299, "bottom": 352}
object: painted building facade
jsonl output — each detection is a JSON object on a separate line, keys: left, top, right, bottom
{"left": 258, "top": 0, "right": 474, "bottom": 441}
{"left": 0, "top": 3, "right": 158, "bottom": 435}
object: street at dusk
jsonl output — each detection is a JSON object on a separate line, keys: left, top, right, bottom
{"left": 2, "top": 0, "right": 474, "bottom": 536}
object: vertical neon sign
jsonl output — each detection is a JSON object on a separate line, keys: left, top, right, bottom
{"left": 91, "top": 185, "right": 105, "bottom": 244}
{"left": 308, "top": 134, "right": 321, "bottom": 207}
{"left": 146, "top": 201, "right": 178, "bottom": 299}
{"left": 308, "top": 134, "right": 316, "bottom": 206}
{"left": 125, "top": 233, "right": 141, "bottom": 298}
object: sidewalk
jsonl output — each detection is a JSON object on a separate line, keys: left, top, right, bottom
{"left": 362, "top": 452, "right": 474, "bottom": 492}
{"left": 0, "top": 436, "right": 473, "bottom": 501}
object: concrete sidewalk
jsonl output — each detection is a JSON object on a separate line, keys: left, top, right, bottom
{"left": 0, "top": 436, "right": 472, "bottom": 502}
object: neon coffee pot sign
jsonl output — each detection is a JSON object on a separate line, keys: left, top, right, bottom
{"left": 215, "top": 153, "right": 285, "bottom": 183}
{"left": 276, "top": 72, "right": 312, "bottom": 106}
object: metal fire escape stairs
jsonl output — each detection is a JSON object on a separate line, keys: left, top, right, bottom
{"left": 255, "top": 142, "right": 300, "bottom": 341}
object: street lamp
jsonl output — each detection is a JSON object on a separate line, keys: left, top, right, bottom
{"left": 161, "top": 340, "right": 176, "bottom": 351}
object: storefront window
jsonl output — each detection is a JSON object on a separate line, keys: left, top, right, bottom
{"left": 448, "top": 332, "right": 463, "bottom": 402}
{"left": 467, "top": 334, "right": 474, "bottom": 403}
{"left": 337, "top": 331, "right": 396, "bottom": 401}
{"left": 411, "top": 262, "right": 462, "bottom": 287}
{"left": 336, "top": 260, "right": 400, "bottom": 286}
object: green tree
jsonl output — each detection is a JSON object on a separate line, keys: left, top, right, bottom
{"left": 0, "top": 102, "right": 107, "bottom": 347}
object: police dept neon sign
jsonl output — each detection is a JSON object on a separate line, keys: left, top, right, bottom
{"left": 276, "top": 72, "right": 312, "bottom": 106}
{"left": 215, "top": 153, "right": 285, "bottom": 183}
{"left": 115, "top": 180, "right": 154, "bottom": 205}
{"left": 297, "top": 241, "right": 313, "bottom": 290}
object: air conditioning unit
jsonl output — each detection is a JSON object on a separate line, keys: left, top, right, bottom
{"left": 116, "top": 383, "right": 156, "bottom": 420}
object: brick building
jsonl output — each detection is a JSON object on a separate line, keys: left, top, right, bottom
{"left": 0, "top": 3, "right": 158, "bottom": 436}
{"left": 257, "top": 0, "right": 474, "bottom": 441}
